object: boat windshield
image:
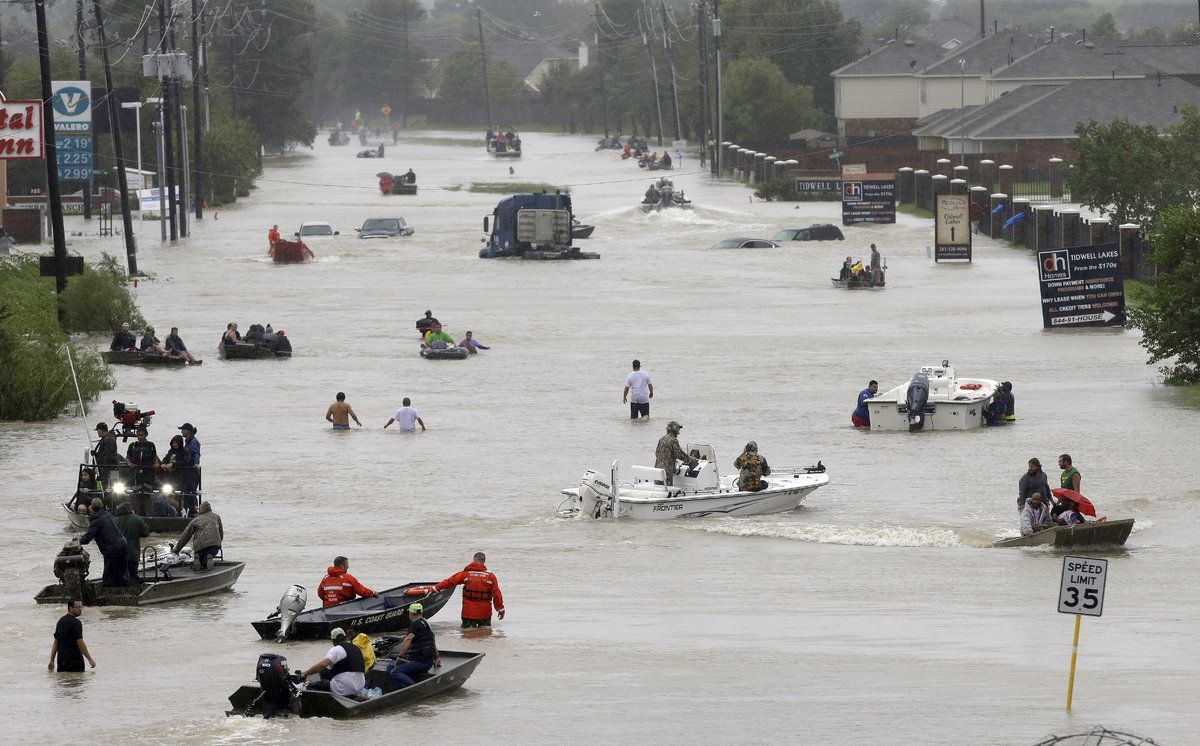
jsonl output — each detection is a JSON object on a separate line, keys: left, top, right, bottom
{"left": 361, "top": 219, "right": 400, "bottom": 232}
{"left": 772, "top": 230, "right": 799, "bottom": 241}
{"left": 300, "top": 224, "right": 334, "bottom": 236}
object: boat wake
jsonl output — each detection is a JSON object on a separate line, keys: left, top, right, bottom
{"left": 681, "top": 518, "right": 975, "bottom": 548}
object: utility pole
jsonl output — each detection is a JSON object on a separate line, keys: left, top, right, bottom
{"left": 169, "top": 20, "right": 186, "bottom": 237}
{"left": 35, "top": 0, "right": 69, "bottom": 324}
{"left": 698, "top": 2, "right": 711, "bottom": 171}
{"left": 980, "top": 0, "right": 986, "bottom": 37}
{"left": 93, "top": 0, "right": 138, "bottom": 275}
{"left": 76, "top": 0, "right": 92, "bottom": 220}
{"left": 713, "top": 0, "right": 723, "bottom": 174}
{"left": 660, "top": 3, "right": 682, "bottom": 142}
{"left": 640, "top": 9, "right": 665, "bottom": 147}
{"left": 158, "top": 0, "right": 177, "bottom": 241}
{"left": 594, "top": 5, "right": 609, "bottom": 138}
{"left": 191, "top": 0, "right": 202, "bottom": 219}
{"left": 476, "top": 9, "right": 493, "bottom": 127}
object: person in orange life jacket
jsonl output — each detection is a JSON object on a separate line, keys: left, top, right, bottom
{"left": 318, "top": 556, "right": 376, "bottom": 607}
{"left": 435, "top": 552, "right": 505, "bottom": 627}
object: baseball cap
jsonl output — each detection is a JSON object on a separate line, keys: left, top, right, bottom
{"left": 408, "top": 602, "right": 423, "bottom": 614}
{"left": 178, "top": 423, "right": 195, "bottom": 432}
{"left": 330, "top": 627, "right": 346, "bottom": 640}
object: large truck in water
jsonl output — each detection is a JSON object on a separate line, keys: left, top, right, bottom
{"left": 478, "top": 192, "right": 598, "bottom": 260}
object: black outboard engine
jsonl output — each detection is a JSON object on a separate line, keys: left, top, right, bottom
{"left": 255, "top": 653, "right": 295, "bottom": 719}
{"left": 905, "top": 373, "right": 930, "bottom": 431}
{"left": 54, "top": 540, "right": 95, "bottom": 605}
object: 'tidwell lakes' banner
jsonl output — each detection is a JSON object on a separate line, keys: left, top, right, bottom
{"left": 841, "top": 173, "right": 896, "bottom": 225}
{"left": 1037, "top": 243, "right": 1126, "bottom": 328}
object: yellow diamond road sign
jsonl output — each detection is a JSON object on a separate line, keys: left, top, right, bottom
{"left": 381, "top": 105, "right": 392, "bottom": 116}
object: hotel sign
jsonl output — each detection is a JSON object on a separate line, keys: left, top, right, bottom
{"left": 0, "top": 90, "right": 45, "bottom": 160}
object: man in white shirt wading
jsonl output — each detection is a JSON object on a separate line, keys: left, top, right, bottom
{"left": 623, "top": 359, "right": 654, "bottom": 420}
{"left": 384, "top": 397, "right": 426, "bottom": 432}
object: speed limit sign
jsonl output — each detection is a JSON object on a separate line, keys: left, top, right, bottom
{"left": 1058, "top": 555, "right": 1107, "bottom": 617}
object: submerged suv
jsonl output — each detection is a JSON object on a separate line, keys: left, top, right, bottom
{"left": 773, "top": 224, "right": 844, "bottom": 242}
{"left": 356, "top": 217, "right": 414, "bottom": 239}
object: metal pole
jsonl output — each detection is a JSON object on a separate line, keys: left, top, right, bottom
{"left": 713, "top": 0, "right": 723, "bottom": 174}
{"left": 641, "top": 10, "right": 665, "bottom": 147}
{"left": 169, "top": 22, "right": 186, "bottom": 237}
{"left": 594, "top": 5, "right": 608, "bottom": 139}
{"left": 660, "top": 3, "right": 681, "bottom": 142}
{"left": 180, "top": 102, "right": 189, "bottom": 226}
{"left": 158, "top": 0, "right": 177, "bottom": 241}
{"left": 476, "top": 9, "right": 492, "bottom": 126}
{"left": 959, "top": 58, "right": 966, "bottom": 167}
{"left": 191, "top": 0, "right": 202, "bottom": 219}
{"left": 698, "top": 2, "right": 710, "bottom": 170}
{"left": 93, "top": 0, "right": 138, "bottom": 274}
{"left": 76, "top": 0, "right": 93, "bottom": 220}
{"left": 36, "top": 0, "right": 70, "bottom": 324}
{"left": 154, "top": 118, "right": 165, "bottom": 240}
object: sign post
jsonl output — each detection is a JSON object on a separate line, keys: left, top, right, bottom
{"left": 1058, "top": 555, "right": 1108, "bottom": 711}
{"left": 934, "top": 194, "right": 972, "bottom": 261}
{"left": 1037, "top": 243, "right": 1126, "bottom": 328}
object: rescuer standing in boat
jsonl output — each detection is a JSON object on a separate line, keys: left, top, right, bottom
{"left": 655, "top": 421, "right": 695, "bottom": 486}
{"left": 435, "top": 552, "right": 505, "bottom": 627}
{"left": 317, "top": 556, "right": 377, "bottom": 607}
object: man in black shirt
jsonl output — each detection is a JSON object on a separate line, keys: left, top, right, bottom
{"left": 125, "top": 426, "right": 160, "bottom": 516}
{"left": 387, "top": 603, "right": 441, "bottom": 688}
{"left": 48, "top": 599, "right": 96, "bottom": 672}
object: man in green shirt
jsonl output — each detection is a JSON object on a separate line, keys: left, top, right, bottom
{"left": 422, "top": 321, "right": 454, "bottom": 348}
{"left": 1058, "top": 454, "right": 1081, "bottom": 492}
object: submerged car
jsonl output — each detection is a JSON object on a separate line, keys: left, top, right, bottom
{"left": 295, "top": 222, "right": 339, "bottom": 240}
{"left": 773, "top": 224, "right": 844, "bottom": 242}
{"left": 356, "top": 217, "right": 414, "bottom": 239}
{"left": 712, "top": 237, "right": 780, "bottom": 250}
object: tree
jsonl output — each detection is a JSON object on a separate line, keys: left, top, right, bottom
{"left": 1071, "top": 106, "right": 1200, "bottom": 227}
{"left": 720, "top": 0, "right": 861, "bottom": 117}
{"left": 722, "top": 58, "right": 822, "bottom": 143}
{"left": 331, "top": 0, "right": 429, "bottom": 122}
{"left": 435, "top": 44, "right": 525, "bottom": 117}
{"left": 1089, "top": 12, "right": 1120, "bottom": 41}
{"left": 1128, "top": 207, "right": 1200, "bottom": 384}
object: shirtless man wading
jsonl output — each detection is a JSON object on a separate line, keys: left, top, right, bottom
{"left": 326, "top": 392, "right": 363, "bottom": 430}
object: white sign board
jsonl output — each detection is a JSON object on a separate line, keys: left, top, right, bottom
{"left": 50, "top": 80, "right": 92, "bottom": 129}
{"left": 935, "top": 194, "right": 970, "bottom": 246}
{"left": 0, "top": 91, "right": 45, "bottom": 160}
{"left": 1058, "top": 555, "right": 1107, "bottom": 617}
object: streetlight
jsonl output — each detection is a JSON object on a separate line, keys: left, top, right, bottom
{"left": 145, "top": 97, "right": 166, "bottom": 240}
{"left": 959, "top": 58, "right": 966, "bottom": 167}
{"left": 120, "top": 101, "right": 143, "bottom": 197}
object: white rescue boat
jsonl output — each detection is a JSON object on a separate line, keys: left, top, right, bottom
{"left": 867, "top": 360, "right": 997, "bottom": 432}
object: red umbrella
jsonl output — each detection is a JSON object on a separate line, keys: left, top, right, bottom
{"left": 1052, "top": 488, "right": 1096, "bottom": 517}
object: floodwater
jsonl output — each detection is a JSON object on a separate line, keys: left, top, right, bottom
{"left": 1, "top": 131, "right": 1196, "bottom": 744}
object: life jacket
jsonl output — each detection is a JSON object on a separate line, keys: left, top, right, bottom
{"left": 318, "top": 566, "right": 372, "bottom": 606}
{"left": 328, "top": 642, "right": 364, "bottom": 678}
{"left": 462, "top": 570, "right": 495, "bottom": 603}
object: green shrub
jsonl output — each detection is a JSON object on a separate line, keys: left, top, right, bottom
{"left": 61, "top": 254, "right": 146, "bottom": 333}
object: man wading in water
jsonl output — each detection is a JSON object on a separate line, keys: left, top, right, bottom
{"left": 326, "top": 392, "right": 363, "bottom": 430}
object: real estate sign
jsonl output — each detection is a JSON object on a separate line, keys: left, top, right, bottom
{"left": 841, "top": 173, "right": 896, "bottom": 225}
{"left": 1037, "top": 243, "right": 1126, "bottom": 329}
{"left": 934, "top": 194, "right": 971, "bottom": 261}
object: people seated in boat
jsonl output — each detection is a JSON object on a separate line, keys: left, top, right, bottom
{"left": 164, "top": 326, "right": 195, "bottom": 363}
{"left": 138, "top": 326, "right": 167, "bottom": 355}
{"left": 416, "top": 310, "right": 438, "bottom": 333}
{"left": 158, "top": 434, "right": 193, "bottom": 515}
{"left": 244, "top": 323, "right": 266, "bottom": 343}
{"left": 851, "top": 380, "right": 878, "bottom": 427}
{"left": 171, "top": 501, "right": 223, "bottom": 570}
{"left": 300, "top": 628, "right": 366, "bottom": 697}
{"left": 1018, "top": 457, "right": 1052, "bottom": 512}
{"left": 403, "top": 168, "right": 416, "bottom": 184}
{"left": 1055, "top": 499, "right": 1086, "bottom": 526}
{"left": 1019, "top": 492, "right": 1054, "bottom": 537}
{"left": 422, "top": 322, "right": 454, "bottom": 349}
{"left": 317, "top": 556, "right": 376, "bottom": 607}
{"left": 644, "top": 184, "right": 661, "bottom": 204}
{"left": 734, "top": 441, "right": 771, "bottom": 492}
{"left": 839, "top": 257, "right": 853, "bottom": 281}
{"left": 222, "top": 323, "right": 241, "bottom": 346}
{"left": 268, "top": 224, "right": 281, "bottom": 246}
{"left": 623, "top": 141, "right": 633, "bottom": 158}
{"left": 350, "top": 629, "right": 376, "bottom": 673}
{"left": 73, "top": 468, "right": 100, "bottom": 512}
{"left": 655, "top": 421, "right": 697, "bottom": 487}
{"left": 459, "top": 331, "right": 490, "bottom": 353}
{"left": 270, "top": 330, "right": 292, "bottom": 355}
{"left": 386, "top": 603, "right": 441, "bottom": 689}
{"left": 125, "top": 426, "right": 160, "bottom": 516}
{"left": 660, "top": 152, "right": 672, "bottom": 168}
{"left": 110, "top": 322, "right": 136, "bottom": 351}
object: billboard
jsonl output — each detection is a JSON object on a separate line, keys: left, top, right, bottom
{"left": 0, "top": 91, "right": 44, "bottom": 160}
{"left": 841, "top": 173, "right": 896, "bottom": 225}
{"left": 52, "top": 80, "right": 92, "bottom": 181}
{"left": 934, "top": 194, "right": 971, "bottom": 261}
{"left": 1037, "top": 243, "right": 1126, "bottom": 328}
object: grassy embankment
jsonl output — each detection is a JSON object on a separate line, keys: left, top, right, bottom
{"left": 897, "top": 203, "right": 933, "bottom": 219}
{"left": 0, "top": 254, "right": 142, "bottom": 421}
{"left": 466, "top": 182, "right": 567, "bottom": 194}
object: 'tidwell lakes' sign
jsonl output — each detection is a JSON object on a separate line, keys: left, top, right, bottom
{"left": 1037, "top": 243, "right": 1126, "bottom": 329}
{"left": 0, "top": 90, "right": 45, "bottom": 160}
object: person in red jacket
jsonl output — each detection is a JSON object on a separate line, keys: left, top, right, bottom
{"left": 435, "top": 552, "right": 505, "bottom": 627}
{"left": 317, "top": 556, "right": 376, "bottom": 607}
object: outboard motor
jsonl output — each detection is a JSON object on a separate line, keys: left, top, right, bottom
{"left": 254, "top": 653, "right": 296, "bottom": 719}
{"left": 54, "top": 540, "right": 95, "bottom": 605}
{"left": 274, "top": 585, "right": 307, "bottom": 642}
{"left": 905, "top": 373, "right": 930, "bottom": 431}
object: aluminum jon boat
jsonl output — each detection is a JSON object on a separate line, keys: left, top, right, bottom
{"left": 35, "top": 551, "right": 245, "bottom": 606}
{"left": 226, "top": 649, "right": 485, "bottom": 719}
{"left": 251, "top": 582, "right": 455, "bottom": 640}
{"left": 558, "top": 443, "right": 828, "bottom": 520}
{"left": 992, "top": 519, "right": 1135, "bottom": 548}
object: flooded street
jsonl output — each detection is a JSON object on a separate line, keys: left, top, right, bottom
{"left": 1, "top": 131, "right": 1197, "bottom": 743}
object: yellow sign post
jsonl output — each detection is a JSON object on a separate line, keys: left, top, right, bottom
{"left": 380, "top": 105, "right": 392, "bottom": 117}
{"left": 1066, "top": 614, "right": 1081, "bottom": 710}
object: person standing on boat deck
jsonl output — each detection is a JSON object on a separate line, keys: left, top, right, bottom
{"left": 318, "top": 556, "right": 377, "bottom": 607}
{"left": 49, "top": 599, "right": 95, "bottom": 673}
{"left": 125, "top": 426, "right": 160, "bottom": 515}
{"left": 1018, "top": 458, "right": 1053, "bottom": 512}
{"left": 91, "top": 422, "right": 122, "bottom": 473}
{"left": 655, "top": 421, "right": 695, "bottom": 486}
{"left": 326, "top": 392, "right": 363, "bottom": 429}
{"left": 164, "top": 327, "right": 195, "bottom": 363}
{"left": 267, "top": 224, "right": 280, "bottom": 246}
{"left": 387, "top": 603, "right": 441, "bottom": 688}
{"left": 416, "top": 310, "right": 438, "bottom": 333}
{"left": 112, "top": 501, "right": 150, "bottom": 582}
{"left": 78, "top": 498, "right": 130, "bottom": 587}
{"left": 1058, "top": 454, "right": 1081, "bottom": 492}
{"left": 1020, "top": 492, "right": 1054, "bottom": 537}
{"left": 385, "top": 398, "right": 425, "bottom": 432}
{"left": 851, "top": 380, "right": 878, "bottom": 427}
{"left": 177, "top": 423, "right": 201, "bottom": 512}
{"left": 623, "top": 359, "right": 654, "bottom": 419}
{"left": 171, "top": 502, "right": 223, "bottom": 570}
{"left": 110, "top": 322, "right": 136, "bottom": 351}
{"left": 435, "top": 552, "right": 506, "bottom": 627}
{"left": 734, "top": 442, "right": 771, "bottom": 492}
{"left": 301, "top": 628, "right": 366, "bottom": 697}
